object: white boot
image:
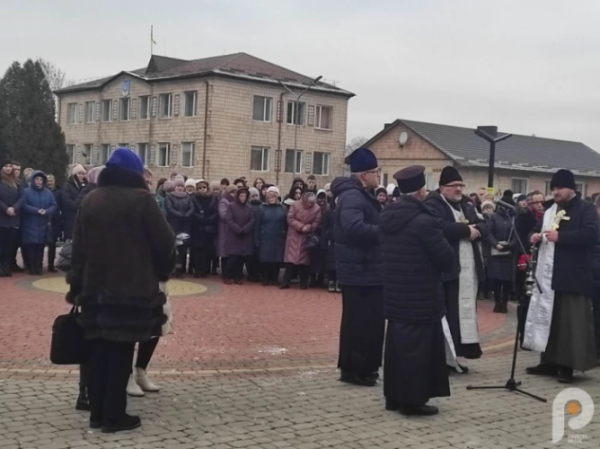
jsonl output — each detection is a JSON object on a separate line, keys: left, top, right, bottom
{"left": 126, "top": 374, "right": 145, "bottom": 397}
{"left": 135, "top": 367, "right": 160, "bottom": 392}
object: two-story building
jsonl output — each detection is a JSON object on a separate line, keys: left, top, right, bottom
{"left": 55, "top": 52, "right": 354, "bottom": 190}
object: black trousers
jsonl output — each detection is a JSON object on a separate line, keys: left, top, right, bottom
{"left": 226, "top": 255, "right": 248, "bottom": 280}
{"left": 24, "top": 244, "right": 44, "bottom": 271}
{"left": 246, "top": 253, "right": 261, "bottom": 281}
{"left": 192, "top": 247, "right": 209, "bottom": 276}
{"left": 0, "top": 227, "right": 17, "bottom": 266}
{"left": 261, "top": 262, "right": 281, "bottom": 284}
{"left": 327, "top": 270, "right": 337, "bottom": 282}
{"left": 283, "top": 264, "right": 309, "bottom": 285}
{"left": 79, "top": 363, "right": 90, "bottom": 387}
{"left": 10, "top": 228, "right": 23, "bottom": 268}
{"left": 48, "top": 241, "right": 57, "bottom": 269}
{"left": 89, "top": 339, "right": 135, "bottom": 423}
{"left": 175, "top": 246, "right": 189, "bottom": 274}
{"left": 338, "top": 285, "right": 385, "bottom": 376}
{"left": 220, "top": 257, "right": 229, "bottom": 279}
{"left": 135, "top": 338, "right": 159, "bottom": 370}
{"left": 493, "top": 279, "right": 512, "bottom": 302}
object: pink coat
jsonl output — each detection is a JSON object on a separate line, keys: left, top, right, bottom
{"left": 284, "top": 200, "right": 322, "bottom": 266}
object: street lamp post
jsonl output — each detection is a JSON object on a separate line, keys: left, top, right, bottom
{"left": 278, "top": 75, "right": 322, "bottom": 180}
{"left": 474, "top": 126, "right": 513, "bottom": 189}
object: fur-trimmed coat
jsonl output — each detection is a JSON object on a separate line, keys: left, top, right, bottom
{"left": 66, "top": 166, "right": 176, "bottom": 343}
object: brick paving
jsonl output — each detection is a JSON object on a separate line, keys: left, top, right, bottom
{"left": 0, "top": 272, "right": 598, "bottom": 448}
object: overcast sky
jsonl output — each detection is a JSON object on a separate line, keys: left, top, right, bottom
{"left": 2, "top": 0, "right": 599, "bottom": 150}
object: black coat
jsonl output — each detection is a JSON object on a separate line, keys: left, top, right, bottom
{"left": 255, "top": 202, "right": 287, "bottom": 263}
{"left": 74, "top": 183, "right": 97, "bottom": 211}
{"left": 425, "top": 191, "right": 488, "bottom": 282}
{"left": 331, "top": 176, "right": 382, "bottom": 286}
{"left": 61, "top": 176, "right": 86, "bottom": 240}
{"left": 534, "top": 195, "right": 600, "bottom": 296}
{"left": 380, "top": 196, "right": 454, "bottom": 324}
{"left": 0, "top": 180, "right": 24, "bottom": 228}
{"left": 487, "top": 207, "right": 517, "bottom": 282}
{"left": 321, "top": 207, "right": 336, "bottom": 272}
{"left": 191, "top": 194, "right": 218, "bottom": 248}
{"left": 165, "top": 192, "right": 194, "bottom": 235}
{"left": 49, "top": 187, "right": 63, "bottom": 241}
{"left": 515, "top": 209, "right": 541, "bottom": 255}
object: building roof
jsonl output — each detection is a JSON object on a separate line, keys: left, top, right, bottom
{"left": 365, "top": 119, "right": 600, "bottom": 177}
{"left": 55, "top": 52, "right": 354, "bottom": 97}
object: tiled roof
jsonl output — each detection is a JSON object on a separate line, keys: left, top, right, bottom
{"left": 55, "top": 52, "right": 354, "bottom": 97}
{"left": 366, "top": 119, "right": 600, "bottom": 177}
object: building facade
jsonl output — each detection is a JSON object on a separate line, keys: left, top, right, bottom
{"left": 365, "top": 119, "right": 600, "bottom": 197}
{"left": 55, "top": 53, "right": 354, "bottom": 191}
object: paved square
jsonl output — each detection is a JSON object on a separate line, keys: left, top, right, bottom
{"left": 0, "top": 273, "right": 598, "bottom": 448}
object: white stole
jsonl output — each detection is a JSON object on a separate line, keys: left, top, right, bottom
{"left": 523, "top": 204, "right": 557, "bottom": 352}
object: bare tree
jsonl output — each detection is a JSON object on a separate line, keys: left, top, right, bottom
{"left": 345, "top": 136, "right": 368, "bottom": 155}
{"left": 38, "top": 59, "right": 68, "bottom": 91}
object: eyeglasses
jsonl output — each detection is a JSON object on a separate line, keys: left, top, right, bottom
{"left": 443, "top": 183, "right": 465, "bottom": 189}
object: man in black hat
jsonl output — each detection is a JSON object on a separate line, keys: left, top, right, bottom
{"left": 425, "top": 166, "right": 488, "bottom": 372}
{"left": 331, "top": 147, "right": 384, "bottom": 387}
{"left": 380, "top": 166, "right": 454, "bottom": 416}
{"left": 524, "top": 169, "right": 599, "bottom": 383}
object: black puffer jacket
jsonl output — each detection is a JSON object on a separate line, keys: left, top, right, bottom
{"left": 380, "top": 196, "right": 454, "bottom": 323}
{"left": 425, "top": 191, "right": 488, "bottom": 283}
{"left": 61, "top": 176, "right": 86, "bottom": 240}
{"left": 165, "top": 192, "right": 194, "bottom": 235}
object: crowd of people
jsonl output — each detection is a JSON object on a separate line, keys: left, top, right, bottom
{"left": 2, "top": 146, "right": 600, "bottom": 430}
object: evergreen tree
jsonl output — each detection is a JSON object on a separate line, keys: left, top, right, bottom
{"left": 0, "top": 59, "right": 68, "bottom": 184}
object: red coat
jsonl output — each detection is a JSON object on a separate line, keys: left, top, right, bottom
{"left": 284, "top": 200, "right": 322, "bottom": 266}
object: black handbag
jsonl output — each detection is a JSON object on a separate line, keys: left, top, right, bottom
{"left": 56, "top": 240, "right": 72, "bottom": 272}
{"left": 305, "top": 233, "right": 321, "bottom": 249}
{"left": 50, "top": 306, "right": 88, "bottom": 365}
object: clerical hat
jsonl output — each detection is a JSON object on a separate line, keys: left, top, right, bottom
{"left": 345, "top": 147, "right": 378, "bottom": 173}
{"left": 550, "top": 169, "right": 576, "bottom": 190}
{"left": 393, "top": 165, "right": 426, "bottom": 194}
{"left": 439, "top": 166, "right": 463, "bottom": 186}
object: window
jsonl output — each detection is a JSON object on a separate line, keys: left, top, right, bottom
{"left": 99, "top": 144, "right": 110, "bottom": 164}
{"left": 511, "top": 178, "right": 528, "bottom": 194}
{"left": 250, "top": 147, "right": 269, "bottom": 171}
{"left": 102, "top": 100, "right": 112, "bottom": 122}
{"left": 253, "top": 96, "right": 272, "bottom": 122}
{"left": 158, "top": 143, "right": 170, "bottom": 167}
{"left": 312, "top": 152, "right": 330, "bottom": 175}
{"left": 382, "top": 173, "right": 389, "bottom": 186}
{"left": 315, "top": 105, "right": 333, "bottom": 130}
{"left": 85, "top": 102, "right": 95, "bottom": 123}
{"left": 83, "top": 144, "right": 93, "bottom": 165}
{"left": 137, "top": 143, "right": 149, "bottom": 166}
{"left": 67, "top": 103, "right": 78, "bottom": 124}
{"left": 184, "top": 91, "right": 197, "bottom": 117}
{"left": 181, "top": 142, "right": 194, "bottom": 167}
{"left": 66, "top": 145, "right": 76, "bottom": 164}
{"left": 118, "top": 143, "right": 129, "bottom": 149}
{"left": 425, "top": 173, "right": 438, "bottom": 191}
{"left": 576, "top": 183, "right": 586, "bottom": 196}
{"left": 286, "top": 101, "right": 305, "bottom": 125}
{"left": 139, "top": 96, "right": 150, "bottom": 119}
{"left": 120, "top": 98, "right": 130, "bottom": 121}
{"left": 284, "top": 149, "right": 303, "bottom": 173}
{"left": 159, "top": 94, "right": 172, "bottom": 118}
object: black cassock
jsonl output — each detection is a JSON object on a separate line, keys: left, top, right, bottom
{"left": 384, "top": 320, "right": 450, "bottom": 406}
{"left": 338, "top": 285, "right": 385, "bottom": 375}
{"left": 444, "top": 279, "right": 482, "bottom": 360}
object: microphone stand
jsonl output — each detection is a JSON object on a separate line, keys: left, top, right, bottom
{"left": 466, "top": 208, "right": 547, "bottom": 403}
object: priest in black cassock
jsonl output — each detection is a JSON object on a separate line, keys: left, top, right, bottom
{"left": 425, "top": 167, "right": 488, "bottom": 372}
{"left": 524, "top": 169, "right": 599, "bottom": 383}
{"left": 380, "top": 166, "right": 454, "bottom": 416}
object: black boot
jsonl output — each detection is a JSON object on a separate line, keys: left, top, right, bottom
{"left": 101, "top": 414, "right": 141, "bottom": 434}
{"left": 75, "top": 384, "right": 90, "bottom": 411}
{"left": 558, "top": 366, "right": 574, "bottom": 384}
{"left": 500, "top": 299, "right": 509, "bottom": 314}
{"left": 493, "top": 299, "right": 501, "bottom": 313}
{"left": 2, "top": 263, "right": 11, "bottom": 277}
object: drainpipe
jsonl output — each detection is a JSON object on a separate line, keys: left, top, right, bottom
{"left": 202, "top": 80, "right": 210, "bottom": 179}
{"left": 276, "top": 91, "right": 285, "bottom": 187}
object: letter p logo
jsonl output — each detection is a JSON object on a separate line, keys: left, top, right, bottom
{"left": 552, "top": 388, "right": 594, "bottom": 443}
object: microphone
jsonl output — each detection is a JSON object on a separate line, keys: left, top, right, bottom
{"left": 496, "top": 199, "right": 516, "bottom": 211}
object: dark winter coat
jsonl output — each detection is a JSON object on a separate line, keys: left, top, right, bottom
{"left": 534, "top": 195, "right": 600, "bottom": 297}
{"left": 61, "top": 175, "right": 86, "bottom": 240}
{"left": 331, "top": 176, "right": 382, "bottom": 286}
{"left": 487, "top": 206, "right": 517, "bottom": 282}
{"left": 380, "top": 195, "right": 454, "bottom": 323}
{"left": 74, "top": 183, "right": 97, "bottom": 211}
{"left": 217, "top": 193, "right": 235, "bottom": 257}
{"left": 255, "top": 202, "right": 287, "bottom": 263}
{"left": 224, "top": 191, "right": 255, "bottom": 257}
{"left": 21, "top": 171, "right": 57, "bottom": 245}
{"left": 592, "top": 243, "right": 600, "bottom": 348}
{"left": 191, "top": 194, "right": 218, "bottom": 248}
{"left": 321, "top": 207, "right": 337, "bottom": 272}
{"left": 165, "top": 191, "right": 194, "bottom": 235}
{"left": 49, "top": 187, "right": 63, "bottom": 241}
{"left": 0, "top": 179, "right": 24, "bottom": 228}
{"left": 66, "top": 165, "right": 175, "bottom": 343}
{"left": 284, "top": 198, "right": 321, "bottom": 266}
{"left": 425, "top": 191, "right": 488, "bottom": 283}
{"left": 515, "top": 209, "right": 541, "bottom": 254}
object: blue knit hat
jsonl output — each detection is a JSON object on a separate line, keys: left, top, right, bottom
{"left": 346, "top": 147, "right": 378, "bottom": 173}
{"left": 106, "top": 148, "right": 144, "bottom": 174}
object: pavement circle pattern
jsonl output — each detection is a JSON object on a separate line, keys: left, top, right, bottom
{"left": 31, "top": 277, "right": 208, "bottom": 296}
